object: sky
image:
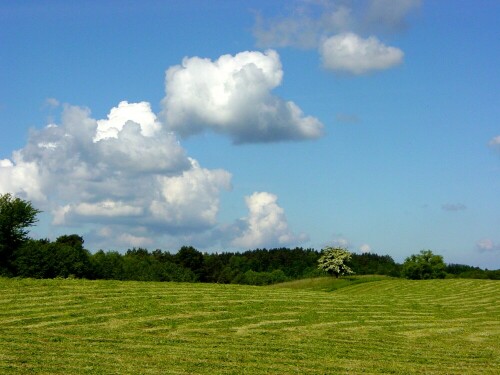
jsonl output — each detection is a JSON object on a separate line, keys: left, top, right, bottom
{"left": 1, "top": 0, "right": 499, "bottom": 268}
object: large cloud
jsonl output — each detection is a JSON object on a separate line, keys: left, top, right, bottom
{"left": 0, "top": 102, "right": 232, "bottom": 247}
{"left": 161, "top": 50, "right": 324, "bottom": 144}
{"left": 231, "top": 192, "right": 308, "bottom": 248}
{"left": 320, "top": 32, "right": 403, "bottom": 74}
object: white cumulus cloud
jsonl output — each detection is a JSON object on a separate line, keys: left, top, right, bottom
{"left": 0, "top": 101, "right": 232, "bottom": 247}
{"left": 161, "top": 50, "right": 324, "bottom": 144}
{"left": 320, "top": 32, "right": 403, "bottom": 74}
{"left": 231, "top": 192, "right": 308, "bottom": 248}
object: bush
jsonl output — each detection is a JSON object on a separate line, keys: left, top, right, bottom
{"left": 239, "top": 269, "right": 288, "bottom": 285}
{"left": 402, "top": 250, "right": 446, "bottom": 280}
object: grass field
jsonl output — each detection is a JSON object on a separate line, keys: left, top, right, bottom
{"left": 0, "top": 277, "right": 498, "bottom": 374}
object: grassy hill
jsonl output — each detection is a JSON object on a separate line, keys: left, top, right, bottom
{"left": 0, "top": 277, "right": 498, "bottom": 374}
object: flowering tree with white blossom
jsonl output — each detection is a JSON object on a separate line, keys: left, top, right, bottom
{"left": 317, "top": 247, "right": 354, "bottom": 278}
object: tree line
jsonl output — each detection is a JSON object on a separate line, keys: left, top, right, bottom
{"left": 5, "top": 237, "right": 499, "bottom": 283}
{"left": 1, "top": 193, "right": 498, "bottom": 283}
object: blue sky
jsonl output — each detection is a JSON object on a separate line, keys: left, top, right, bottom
{"left": 1, "top": 0, "right": 499, "bottom": 268}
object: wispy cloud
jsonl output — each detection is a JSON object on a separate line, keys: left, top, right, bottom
{"left": 363, "top": 0, "right": 421, "bottom": 32}
{"left": 441, "top": 203, "right": 467, "bottom": 212}
{"left": 43, "top": 97, "right": 60, "bottom": 108}
{"left": 335, "top": 113, "right": 361, "bottom": 124}
{"left": 253, "top": 2, "right": 352, "bottom": 49}
{"left": 252, "top": 0, "right": 419, "bottom": 75}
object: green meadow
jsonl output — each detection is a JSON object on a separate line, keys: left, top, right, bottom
{"left": 0, "top": 277, "right": 498, "bottom": 374}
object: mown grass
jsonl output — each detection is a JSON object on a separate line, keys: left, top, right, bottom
{"left": 271, "top": 275, "right": 392, "bottom": 292}
{"left": 0, "top": 277, "right": 498, "bottom": 374}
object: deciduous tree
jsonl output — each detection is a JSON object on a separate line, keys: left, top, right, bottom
{"left": 0, "top": 193, "right": 41, "bottom": 274}
{"left": 317, "top": 247, "right": 354, "bottom": 278}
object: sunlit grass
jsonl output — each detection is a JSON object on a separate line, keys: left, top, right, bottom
{"left": 0, "top": 277, "right": 498, "bottom": 374}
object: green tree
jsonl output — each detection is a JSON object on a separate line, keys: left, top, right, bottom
{"left": 55, "top": 234, "right": 85, "bottom": 250}
{"left": 175, "top": 246, "right": 205, "bottom": 280}
{"left": 90, "top": 250, "right": 125, "bottom": 280}
{"left": 317, "top": 247, "right": 354, "bottom": 278}
{"left": 13, "top": 237, "right": 91, "bottom": 279}
{"left": 401, "top": 250, "right": 446, "bottom": 280}
{"left": 0, "top": 193, "right": 41, "bottom": 275}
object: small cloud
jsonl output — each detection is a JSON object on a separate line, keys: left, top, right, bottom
{"left": 335, "top": 113, "right": 360, "bottom": 124}
{"left": 441, "top": 203, "right": 467, "bottom": 212}
{"left": 476, "top": 239, "right": 500, "bottom": 252}
{"left": 359, "top": 244, "right": 371, "bottom": 253}
{"left": 331, "top": 237, "right": 350, "bottom": 249}
{"left": 488, "top": 135, "right": 500, "bottom": 152}
{"left": 44, "top": 97, "right": 60, "bottom": 108}
{"left": 320, "top": 32, "right": 403, "bottom": 75}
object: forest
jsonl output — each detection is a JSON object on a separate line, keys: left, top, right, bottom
{"left": 1, "top": 193, "right": 499, "bottom": 283}
{"left": 3, "top": 235, "right": 499, "bottom": 283}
